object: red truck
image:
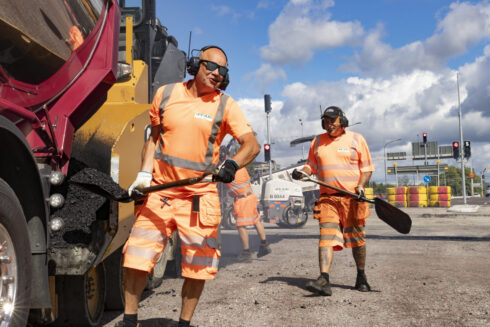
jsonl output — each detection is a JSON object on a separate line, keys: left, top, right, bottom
{"left": 0, "top": 0, "right": 185, "bottom": 325}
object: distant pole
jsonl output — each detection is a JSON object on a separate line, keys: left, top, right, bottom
{"left": 299, "top": 118, "right": 304, "bottom": 160}
{"left": 457, "top": 73, "right": 467, "bottom": 203}
{"left": 384, "top": 138, "right": 401, "bottom": 184}
{"left": 264, "top": 94, "right": 272, "bottom": 178}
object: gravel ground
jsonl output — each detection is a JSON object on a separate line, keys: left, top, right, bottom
{"left": 102, "top": 206, "right": 490, "bottom": 327}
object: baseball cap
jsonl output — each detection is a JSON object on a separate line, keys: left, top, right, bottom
{"left": 322, "top": 106, "right": 343, "bottom": 119}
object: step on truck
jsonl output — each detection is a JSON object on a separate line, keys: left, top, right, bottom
{"left": 0, "top": 0, "right": 185, "bottom": 325}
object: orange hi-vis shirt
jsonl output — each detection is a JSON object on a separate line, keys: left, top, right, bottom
{"left": 305, "top": 130, "right": 374, "bottom": 195}
{"left": 225, "top": 167, "right": 254, "bottom": 198}
{"left": 150, "top": 82, "right": 253, "bottom": 197}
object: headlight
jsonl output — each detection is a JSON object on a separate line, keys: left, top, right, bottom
{"left": 50, "top": 217, "right": 65, "bottom": 232}
{"left": 49, "top": 194, "right": 65, "bottom": 208}
{"left": 117, "top": 62, "right": 133, "bottom": 81}
{"left": 49, "top": 171, "right": 65, "bottom": 185}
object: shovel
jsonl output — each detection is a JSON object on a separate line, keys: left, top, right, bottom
{"left": 296, "top": 171, "right": 412, "bottom": 234}
{"left": 70, "top": 168, "right": 215, "bottom": 203}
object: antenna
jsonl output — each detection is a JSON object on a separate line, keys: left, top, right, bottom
{"left": 187, "top": 31, "right": 192, "bottom": 59}
{"left": 319, "top": 105, "right": 323, "bottom": 117}
{"left": 348, "top": 122, "right": 361, "bottom": 127}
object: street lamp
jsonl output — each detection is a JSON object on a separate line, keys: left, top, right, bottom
{"left": 384, "top": 138, "right": 402, "bottom": 185}
{"left": 299, "top": 118, "right": 304, "bottom": 160}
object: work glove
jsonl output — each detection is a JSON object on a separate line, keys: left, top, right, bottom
{"left": 213, "top": 159, "right": 239, "bottom": 183}
{"left": 355, "top": 185, "right": 366, "bottom": 201}
{"left": 128, "top": 171, "right": 152, "bottom": 196}
{"left": 292, "top": 169, "right": 305, "bottom": 180}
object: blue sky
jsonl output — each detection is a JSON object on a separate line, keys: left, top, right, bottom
{"left": 157, "top": 0, "right": 490, "bottom": 184}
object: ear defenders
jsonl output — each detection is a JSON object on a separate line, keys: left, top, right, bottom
{"left": 321, "top": 106, "right": 349, "bottom": 129}
{"left": 186, "top": 45, "right": 229, "bottom": 91}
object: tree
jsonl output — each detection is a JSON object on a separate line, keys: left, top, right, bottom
{"left": 431, "top": 166, "right": 481, "bottom": 196}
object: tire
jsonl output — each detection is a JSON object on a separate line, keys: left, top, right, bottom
{"left": 0, "top": 178, "right": 32, "bottom": 327}
{"left": 146, "top": 239, "right": 171, "bottom": 290}
{"left": 164, "top": 231, "right": 182, "bottom": 278}
{"left": 53, "top": 264, "right": 106, "bottom": 326}
{"left": 281, "top": 206, "right": 308, "bottom": 228}
{"left": 103, "top": 247, "right": 125, "bottom": 310}
{"left": 221, "top": 207, "right": 236, "bottom": 230}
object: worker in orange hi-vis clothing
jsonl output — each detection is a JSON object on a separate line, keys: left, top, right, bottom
{"left": 219, "top": 147, "right": 271, "bottom": 262}
{"left": 117, "top": 46, "right": 260, "bottom": 327}
{"left": 292, "top": 106, "right": 374, "bottom": 297}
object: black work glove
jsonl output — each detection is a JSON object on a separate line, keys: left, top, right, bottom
{"left": 292, "top": 169, "right": 304, "bottom": 180}
{"left": 214, "top": 159, "right": 239, "bottom": 183}
{"left": 356, "top": 186, "right": 366, "bottom": 201}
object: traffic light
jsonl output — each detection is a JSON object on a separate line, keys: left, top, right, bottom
{"left": 464, "top": 140, "right": 471, "bottom": 159}
{"left": 422, "top": 132, "right": 427, "bottom": 144}
{"left": 452, "top": 141, "right": 460, "bottom": 160}
{"left": 264, "top": 143, "right": 271, "bottom": 162}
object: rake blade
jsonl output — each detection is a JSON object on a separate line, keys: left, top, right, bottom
{"left": 374, "top": 198, "right": 412, "bottom": 234}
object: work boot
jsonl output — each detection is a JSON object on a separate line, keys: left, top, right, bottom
{"left": 354, "top": 272, "right": 371, "bottom": 292}
{"left": 257, "top": 243, "right": 272, "bottom": 258}
{"left": 114, "top": 321, "right": 139, "bottom": 327}
{"left": 305, "top": 275, "right": 332, "bottom": 296}
{"left": 237, "top": 250, "right": 252, "bottom": 262}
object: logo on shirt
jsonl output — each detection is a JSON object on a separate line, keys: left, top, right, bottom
{"left": 337, "top": 147, "right": 350, "bottom": 153}
{"left": 194, "top": 113, "right": 212, "bottom": 122}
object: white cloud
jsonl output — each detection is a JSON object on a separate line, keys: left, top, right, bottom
{"left": 260, "top": 0, "right": 364, "bottom": 64}
{"left": 344, "top": 1, "right": 490, "bottom": 76}
{"left": 237, "top": 47, "right": 490, "bottom": 182}
{"left": 247, "top": 63, "right": 287, "bottom": 92}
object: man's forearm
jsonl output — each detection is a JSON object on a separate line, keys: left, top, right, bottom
{"left": 358, "top": 172, "right": 372, "bottom": 187}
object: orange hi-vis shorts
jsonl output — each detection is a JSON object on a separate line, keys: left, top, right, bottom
{"left": 233, "top": 193, "right": 260, "bottom": 227}
{"left": 313, "top": 194, "right": 370, "bottom": 251}
{"left": 123, "top": 192, "right": 221, "bottom": 280}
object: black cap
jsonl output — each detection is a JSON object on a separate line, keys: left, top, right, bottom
{"left": 322, "top": 106, "right": 343, "bottom": 119}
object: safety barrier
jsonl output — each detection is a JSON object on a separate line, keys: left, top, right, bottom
{"left": 428, "top": 186, "right": 452, "bottom": 207}
{"left": 408, "top": 186, "right": 428, "bottom": 207}
{"left": 387, "top": 187, "right": 407, "bottom": 207}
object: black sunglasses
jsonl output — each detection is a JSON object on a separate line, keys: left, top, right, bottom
{"left": 199, "top": 60, "right": 228, "bottom": 77}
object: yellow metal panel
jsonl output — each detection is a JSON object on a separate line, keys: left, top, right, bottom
{"left": 106, "top": 60, "right": 149, "bottom": 104}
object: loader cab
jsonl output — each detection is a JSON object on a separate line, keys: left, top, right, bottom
{"left": 118, "top": 0, "right": 186, "bottom": 99}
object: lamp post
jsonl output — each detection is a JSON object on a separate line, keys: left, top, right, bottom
{"left": 299, "top": 118, "right": 304, "bottom": 160}
{"left": 384, "top": 138, "right": 402, "bottom": 185}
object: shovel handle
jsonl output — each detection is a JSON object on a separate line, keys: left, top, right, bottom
{"left": 137, "top": 171, "right": 215, "bottom": 194}
{"left": 298, "top": 171, "right": 374, "bottom": 204}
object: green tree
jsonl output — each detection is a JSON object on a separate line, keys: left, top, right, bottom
{"left": 430, "top": 166, "right": 482, "bottom": 196}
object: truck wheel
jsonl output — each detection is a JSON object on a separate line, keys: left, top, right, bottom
{"left": 281, "top": 206, "right": 308, "bottom": 228}
{"left": 54, "top": 264, "right": 106, "bottom": 326}
{"left": 146, "top": 240, "right": 171, "bottom": 290}
{"left": 103, "top": 247, "right": 125, "bottom": 310}
{"left": 0, "top": 179, "right": 32, "bottom": 327}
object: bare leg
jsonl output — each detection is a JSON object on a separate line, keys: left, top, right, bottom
{"left": 319, "top": 246, "right": 334, "bottom": 273}
{"left": 254, "top": 220, "right": 267, "bottom": 241}
{"left": 237, "top": 226, "right": 249, "bottom": 250}
{"left": 352, "top": 245, "right": 366, "bottom": 270}
{"left": 124, "top": 268, "right": 148, "bottom": 314}
{"left": 180, "top": 278, "right": 205, "bottom": 321}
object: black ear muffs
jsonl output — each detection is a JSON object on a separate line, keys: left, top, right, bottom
{"left": 186, "top": 45, "right": 229, "bottom": 91}
{"left": 321, "top": 106, "right": 349, "bottom": 129}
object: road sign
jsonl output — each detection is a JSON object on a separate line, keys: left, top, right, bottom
{"left": 424, "top": 176, "right": 431, "bottom": 183}
{"left": 469, "top": 172, "right": 475, "bottom": 178}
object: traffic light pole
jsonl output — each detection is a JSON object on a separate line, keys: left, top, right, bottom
{"left": 457, "top": 73, "right": 467, "bottom": 204}
{"left": 267, "top": 110, "right": 272, "bottom": 178}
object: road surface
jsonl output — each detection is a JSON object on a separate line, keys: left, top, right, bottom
{"left": 102, "top": 205, "right": 490, "bottom": 327}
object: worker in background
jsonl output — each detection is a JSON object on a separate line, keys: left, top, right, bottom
{"left": 292, "top": 106, "right": 374, "bottom": 296}
{"left": 117, "top": 45, "right": 260, "bottom": 327}
{"left": 219, "top": 146, "right": 271, "bottom": 261}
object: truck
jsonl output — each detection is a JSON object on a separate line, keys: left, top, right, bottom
{"left": 0, "top": 0, "right": 185, "bottom": 325}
